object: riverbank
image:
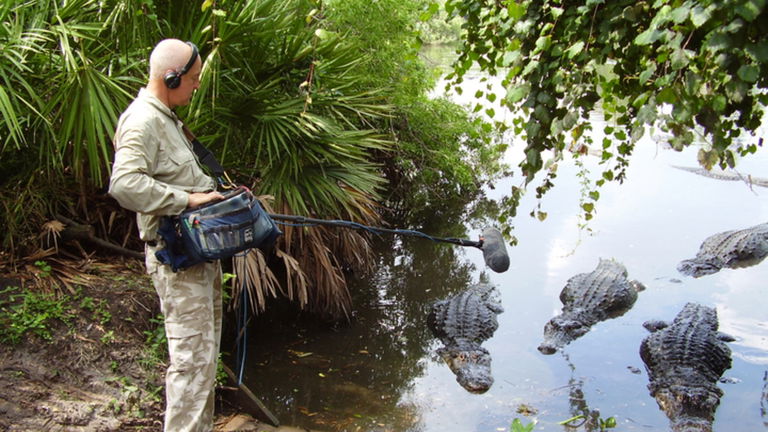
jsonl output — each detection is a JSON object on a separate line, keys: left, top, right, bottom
{"left": 0, "top": 258, "right": 296, "bottom": 431}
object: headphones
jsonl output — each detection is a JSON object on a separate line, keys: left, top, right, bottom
{"left": 163, "top": 41, "right": 198, "bottom": 89}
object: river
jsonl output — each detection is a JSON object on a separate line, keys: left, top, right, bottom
{"left": 239, "top": 44, "right": 768, "bottom": 432}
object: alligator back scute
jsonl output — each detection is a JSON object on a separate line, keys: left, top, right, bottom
{"left": 640, "top": 303, "right": 733, "bottom": 432}
{"left": 427, "top": 283, "right": 503, "bottom": 393}
{"left": 678, "top": 223, "right": 768, "bottom": 277}
{"left": 428, "top": 283, "right": 502, "bottom": 346}
{"left": 538, "top": 258, "right": 644, "bottom": 355}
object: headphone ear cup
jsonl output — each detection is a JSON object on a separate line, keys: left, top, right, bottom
{"left": 164, "top": 71, "right": 181, "bottom": 89}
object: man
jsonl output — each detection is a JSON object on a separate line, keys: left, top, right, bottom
{"left": 109, "top": 38, "right": 225, "bottom": 432}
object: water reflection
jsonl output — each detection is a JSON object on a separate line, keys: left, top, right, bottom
{"left": 556, "top": 353, "right": 614, "bottom": 432}
{"left": 241, "top": 225, "right": 479, "bottom": 430}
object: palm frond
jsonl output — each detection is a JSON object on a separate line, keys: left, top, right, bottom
{"left": 232, "top": 249, "right": 281, "bottom": 313}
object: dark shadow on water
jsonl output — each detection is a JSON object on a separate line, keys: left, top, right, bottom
{"left": 228, "top": 214, "right": 482, "bottom": 430}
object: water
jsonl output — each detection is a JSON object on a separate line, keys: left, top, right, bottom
{"left": 240, "top": 45, "right": 768, "bottom": 431}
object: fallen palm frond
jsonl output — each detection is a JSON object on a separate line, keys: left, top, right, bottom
{"left": 5, "top": 248, "right": 101, "bottom": 295}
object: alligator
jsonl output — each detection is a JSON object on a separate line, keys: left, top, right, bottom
{"left": 538, "top": 258, "right": 645, "bottom": 355}
{"left": 672, "top": 165, "right": 768, "bottom": 188}
{"left": 677, "top": 222, "right": 768, "bottom": 277}
{"left": 427, "top": 282, "right": 504, "bottom": 393}
{"left": 762, "top": 371, "right": 768, "bottom": 427}
{"left": 640, "top": 302, "right": 734, "bottom": 432}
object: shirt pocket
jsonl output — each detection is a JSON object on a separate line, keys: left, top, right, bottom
{"left": 155, "top": 143, "right": 198, "bottom": 180}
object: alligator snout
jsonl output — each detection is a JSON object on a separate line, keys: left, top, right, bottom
{"left": 537, "top": 343, "right": 557, "bottom": 355}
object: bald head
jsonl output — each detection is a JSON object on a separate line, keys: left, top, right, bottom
{"left": 149, "top": 39, "right": 197, "bottom": 80}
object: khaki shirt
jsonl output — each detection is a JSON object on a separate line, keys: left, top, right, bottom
{"left": 109, "top": 88, "right": 216, "bottom": 241}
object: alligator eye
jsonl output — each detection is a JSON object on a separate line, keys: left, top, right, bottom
{"left": 564, "top": 322, "right": 582, "bottom": 331}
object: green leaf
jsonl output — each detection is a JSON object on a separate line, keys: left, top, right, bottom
{"left": 420, "top": 3, "right": 440, "bottom": 22}
{"left": 566, "top": 41, "right": 585, "bottom": 59}
{"left": 503, "top": 49, "right": 521, "bottom": 66}
{"left": 603, "top": 416, "right": 617, "bottom": 428}
{"left": 534, "top": 35, "right": 552, "bottom": 53}
{"left": 746, "top": 41, "right": 768, "bottom": 61}
{"left": 704, "top": 32, "right": 731, "bottom": 52}
{"left": 657, "top": 87, "right": 677, "bottom": 104}
{"left": 712, "top": 95, "right": 727, "bottom": 112}
{"left": 508, "top": 2, "right": 527, "bottom": 20}
{"left": 639, "top": 62, "right": 657, "bottom": 83}
{"left": 736, "top": 0, "right": 765, "bottom": 21}
{"left": 670, "top": 4, "right": 690, "bottom": 23}
{"left": 315, "top": 28, "right": 330, "bottom": 39}
{"left": 698, "top": 148, "right": 719, "bottom": 169}
{"left": 690, "top": 5, "right": 711, "bottom": 27}
{"left": 635, "top": 28, "right": 659, "bottom": 45}
{"left": 670, "top": 49, "right": 689, "bottom": 70}
{"left": 521, "top": 59, "right": 540, "bottom": 76}
{"left": 562, "top": 111, "right": 578, "bottom": 130}
{"left": 737, "top": 64, "right": 760, "bottom": 82}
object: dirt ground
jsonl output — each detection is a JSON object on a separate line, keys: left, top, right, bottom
{"left": 0, "top": 258, "right": 302, "bottom": 432}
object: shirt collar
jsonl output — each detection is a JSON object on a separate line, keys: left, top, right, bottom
{"left": 137, "top": 88, "right": 178, "bottom": 121}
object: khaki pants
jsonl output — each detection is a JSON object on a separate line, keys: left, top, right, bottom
{"left": 147, "top": 244, "right": 222, "bottom": 432}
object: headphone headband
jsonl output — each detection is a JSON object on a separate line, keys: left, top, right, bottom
{"left": 163, "top": 41, "right": 199, "bottom": 89}
{"left": 178, "top": 41, "right": 198, "bottom": 76}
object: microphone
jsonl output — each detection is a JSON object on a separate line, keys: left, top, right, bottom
{"left": 480, "top": 227, "right": 510, "bottom": 273}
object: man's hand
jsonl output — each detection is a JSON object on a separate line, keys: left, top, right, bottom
{"left": 187, "top": 191, "right": 225, "bottom": 209}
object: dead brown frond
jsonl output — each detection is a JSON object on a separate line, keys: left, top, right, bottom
{"left": 40, "top": 219, "right": 65, "bottom": 252}
{"left": 232, "top": 249, "right": 281, "bottom": 313}
{"left": 274, "top": 249, "right": 309, "bottom": 307}
{"left": 12, "top": 248, "right": 102, "bottom": 295}
{"left": 229, "top": 192, "right": 381, "bottom": 320}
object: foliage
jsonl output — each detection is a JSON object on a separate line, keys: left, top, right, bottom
{"left": 325, "top": 0, "right": 431, "bottom": 101}
{"left": 510, "top": 418, "right": 536, "bottom": 432}
{"left": 0, "top": 286, "right": 76, "bottom": 344}
{"left": 0, "top": 0, "right": 506, "bottom": 319}
{"left": 416, "top": 1, "right": 463, "bottom": 44}
{"left": 324, "top": 0, "right": 506, "bottom": 222}
{"left": 139, "top": 314, "right": 168, "bottom": 371}
{"left": 428, "top": 0, "right": 767, "bottom": 229}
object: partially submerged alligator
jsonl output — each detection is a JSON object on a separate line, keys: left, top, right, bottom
{"left": 640, "top": 302, "right": 734, "bottom": 432}
{"left": 538, "top": 258, "right": 645, "bottom": 355}
{"left": 763, "top": 371, "right": 768, "bottom": 426}
{"left": 427, "top": 283, "right": 504, "bottom": 393}
{"left": 673, "top": 165, "right": 768, "bottom": 188}
{"left": 677, "top": 222, "right": 768, "bottom": 277}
